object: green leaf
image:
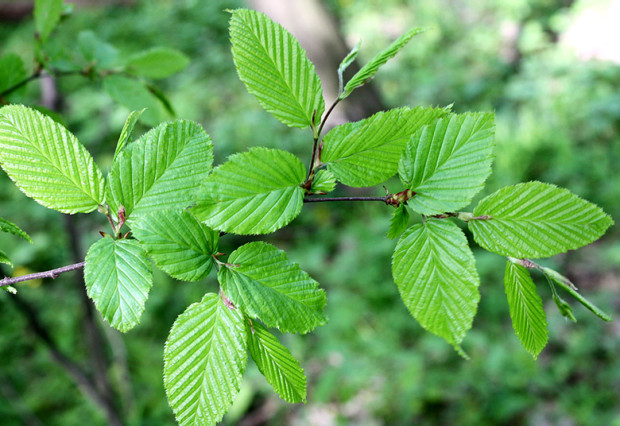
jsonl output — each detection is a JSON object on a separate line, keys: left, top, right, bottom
{"left": 218, "top": 242, "right": 326, "bottom": 334}
{"left": 0, "top": 54, "right": 27, "bottom": 97}
{"left": 469, "top": 182, "right": 614, "bottom": 258}
{"left": 0, "top": 218, "right": 32, "bottom": 243}
{"left": 103, "top": 75, "right": 163, "bottom": 126}
{"left": 164, "top": 293, "right": 247, "bottom": 426}
{"left": 504, "top": 261, "right": 548, "bottom": 359}
{"left": 247, "top": 320, "right": 307, "bottom": 403}
{"left": 392, "top": 219, "right": 480, "bottom": 346}
{"left": 398, "top": 112, "right": 495, "bottom": 215}
{"left": 309, "top": 169, "right": 336, "bottom": 194}
{"left": 34, "top": 0, "right": 63, "bottom": 42}
{"left": 126, "top": 47, "right": 190, "bottom": 79}
{"left": 78, "top": 31, "right": 120, "bottom": 69}
{"left": 192, "top": 147, "right": 305, "bottom": 235}
{"left": 0, "top": 249, "right": 12, "bottom": 266}
{"left": 341, "top": 27, "right": 424, "bottom": 99}
{"left": 338, "top": 40, "right": 361, "bottom": 95}
{"left": 113, "top": 109, "right": 144, "bottom": 162}
{"left": 542, "top": 267, "right": 611, "bottom": 321}
{"left": 229, "top": 9, "right": 325, "bottom": 129}
{"left": 321, "top": 106, "right": 446, "bottom": 187}
{"left": 84, "top": 237, "right": 152, "bottom": 332}
{"left": 387, "top": 205, "right": 409, "bottom": 239}
{"left": 547, "top": 279, "right": 577, "bottom": 322}
{"left": 106, "top": 120, "right": 213, "bottom": 221}
{"left": 0, "top": 105, "right": 105, "bottom": 213}
{"left": 131, "top": 210, "right": 219, "bottom": 282}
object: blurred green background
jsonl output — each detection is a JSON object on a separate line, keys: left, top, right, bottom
{"left": 1, "top": 0, "right": 619, "bottom": 424}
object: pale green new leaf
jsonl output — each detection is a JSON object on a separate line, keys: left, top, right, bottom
{"left": 247, "top": 320, "right": 307, "bottom": 403}
{"left": 164, "top": 293, "right": 247, "bottom": 426}
{"left": 0, "top": 218, "right": 32, "bottom": 243}
{"left": 399, "top": 112, "right": 495, "bottom": 215}
{"left": 106, "top": 120, "right": 213, "bottom": 221}
{"left": 131, "top": 210, "right": 219, "bottom": 282}
{"left": 218, "top": 242, "right": 326, "bottom": 334}
{"left": 341, "top": 27, "right": 424, "bottom": 99}
{"left": 0, "top": 105, "right": 105, "bottom": 213}
{"left": 309, "top": 169, "right": 336, "bottom": 194}
{"left": 392, "top": 219, "right": 480, "bottom": 346}
{"left": 34, "top": 0, "right": 63, "bottom": 42}
{"left": 113, "top": 109, "right": 144, "bottom": 162}
{"left": 0, "top": 54, "right": 27, "bottom": 97}
{"left": 321, "top": 107, "right": 446, "bottom": 187}
{"left": 103, "top": 75, "right": 163, "bottom": 126}
{"left": 192, "top": 147, "right": 305, "bottom": 235}
{"left": 229, "top": 9, "right": 325, "bottom": 129}
{"left": 387, "top": 204, "right": 409, "bottom": 239}
{"left": 126, "top": 47, "right": 190, "bottom": 79}
{"left": 470, "top": 182, "right": 613, "bottom": 258}
{"left": 338, "top": 40, "right": 361, "bottom": 96}
{"left": 504, "top": 261, "right": 548, "bottom": 359}
{"left": 84, "top": 237, "right": 152, "bottom": 332}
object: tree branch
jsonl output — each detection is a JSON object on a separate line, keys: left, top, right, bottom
{"left": 0, "top": 262, "right": 85, "bottom": 288}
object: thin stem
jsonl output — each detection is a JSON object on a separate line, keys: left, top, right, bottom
{"left": 317, "top": 98, "right": 341, "bottom": 138}
{"left": 0, "top": 262, "right": 85, "bottom": 288}
{"left": 306, "top": 136, "right": 319, "bottom": 181}
{"left": 304, "top": 196, "right": 389, "bottom": 203}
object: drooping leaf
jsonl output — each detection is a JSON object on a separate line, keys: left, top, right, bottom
{"left": 218, "top": 242, "right": 326, "bottom": 334}
{"left": 125, "top": 47, "right": 190, "bottom": 79}
{"left": 164, "top": 293, "right": 247, "bottom": 426}
{"left": 547, "top": 278, "right": 577, "bottom": 322}
{"left": 103, "top": 75, "right": 163, "bottom": 126}
{"left": 84, "top": 237, "right": 152, "bottom": 332}
{"left": 337, "top": 40, "right": 361, "bottom": 95}
{"left": 106, "top": 120, "right": 213, "bottom": 221}
{"left": 398, "top": 112, "right": 495, "bottom": 215}
{"left": 192, "top": 147, "right": 305, "bottom": 235}
{"left": 247, "top": 320, "right": 307, "bottom": 403}
{"left": 504, "top": 261, "right": 548, "bottom": 359}
{"left": 34, "top": 0, "right": 63, "bottom": 42}
{"left": 0, "top": 249, "right": 12, "bottom": 266}
{"left": 0, "top": 218, "right": 32, "bottom": 243}
{"left": 0, "top": 105, "right": 105, "bottom": 213}
{"left": 229, "top": 8, "right": 325, "bottom": 129}
{"left": 387, "top": 204, "right": 409, "bottom": 239}
{"left": 0, "top": 54, "right": 27, "bottom": 98}
{"left": 78, "top": 31, "right": 120, "bottom": 70}
{"left": 469, "top": 182, "right": 613, "bottom": 258}
{"left": 321, "top": 106, "right": 446, "bottom": 187}
{"left": 392, "top": 219, "right": 480, "bottom": 346}
{"left": 341, "top": 27, "right": 424, "bottom": 99}
{"left": 131, "top": 210, "right": 219, "bottom": 282}
{"left": 309, "top": 169, "right": 336, "bottom": 194}
{"left": 113, "top": 109, "right": 144, "bottom": 162}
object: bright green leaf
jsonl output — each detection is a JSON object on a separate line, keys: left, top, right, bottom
{"left": 113, "top": 109, "right": 144, "bottom": 162}
{"left": 0, "top": 105, "right": 105, "bottom": 213}
{"left": 106, "top": 120, "right": 213, "bottom": 221}
{"left": 164, "top": 293, "right": 247, "bottom": 426}
{"left": 392, "top": 219, "right": 480, "bottom": 346}
{"left": 321, "top": 106, "right": 446, "bottom": 187}
{"left": 387, "top": 205, "right": 409, "bottom": 239}
{"left": 399, "top": 112, "right": 495, "bottom": 215}
{"left": 192, "top": 147, "right": 305, "bottom": 235}
{"left": 0, "top": 54, "right": 27, "bottom": 98}
{"left": 103, "top": 75, "right": 164, "bottom": 126}
{"left": 84, "top": 237, "right": 152, "bottom": 332}
{"left": 247, "top": 320, "right": 307, "bottom": 403}
{"left": 547, "top": 279, "right": 577, "bottom": 322}
{"left": 504, "top": 261, "right": 548, "bottom": 359}
{"left": 131, "top": 210, "right": 219, "bottom": 282}
{"left": 0, "top": 218, "right": 32, "bottom": 243}
{"left": 218, "top": 242, "right": 326, "bottom": 334}
{"left": 341, "top": 27, "right": 424, "bottom": 99}
{"left": 337, "top": 40, "right": 361, "bottom": 95}
{"left": 34, "top": 0, "right": 63, "bottom": 42}
{"left": 470, "top": 182, "right": 614, "bottom": 258}
{"left": 229, "top": 9, "right": 325, "bottom": 129}
{"left": 126, "top": 47, "right": 190, "bottom": 79}
{"left": 309, "top": 169, "right": 336, "bottom": 194}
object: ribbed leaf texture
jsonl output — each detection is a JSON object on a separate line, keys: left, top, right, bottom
{"left": 192, "top": 147, "right": 305, "bottom": 235}
{"left": 309, "top": 169, "right": 336, "bottom": 194}
{"left": 392, "top": 219, "right": 480, "bottom": 346}
{"left": 0, "top": 217, "right": 32, "bottom": 243}
{"left": 504, "top": 261, "right": 549, "bottom": 358}
{"left": 398, "top": 112, "right": 495, "bottom": 215}
{"left": 106, "top": 120, "right": 213, "bottom": 221}
{"left": 387, "top": 205, "right": 409, "bottom": 239}
{"left": 321, "top": 107, "right": 446, "bottom": 187}
{"left": 164, "top": 293, "right": 247, "bottom": 426}
{"left": 470, "top": 181, "right": 613, "bottom": 258}
{"left": 131, "top": 210, "right": 219, "bottom": 282}
{"left": 84, "top": 237, "right": 152, "bottom": 332}
{"left": 126, "top": 47, "right": 190, "bottom": 79}
{"left": 218, "top": 242, "right": 326, "bottom": 334}
{"left": 229, "top": 8, "right": 325, "bottom": 129}
{"left": 113, "top": 109, "right": 144, "bottom": 162}
{"left": 341, "top": 27, "right": 424, "bottom": 99}
{"left": 0, "top": 105, "right": 105, "bottom": 213}
{"left": 247, "top": 320, "right": 307, "bottom": 403}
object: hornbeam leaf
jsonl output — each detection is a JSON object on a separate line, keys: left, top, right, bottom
{"left": 191, "top": 147, "right": 305, "bottom": 235}
{"left": 218, "top": 242, "right": 326, "bottom": 334}
{"left": 504, "top": 261, "right": 548, "bottom": 359}
{"left": 321, "top": 107, "right": 446, "bottom": 187}
{"left": 131, "top": 210, "right": 219, "bottom": 282}
{"left": 470, "top": 182, "right": 613, "bottom": 258}
{"left": 103, "top": 75, "right": 163, "bottom": 126}
{"left": 0, "top": 218, "right": 32, "bottom": 243}
{"left": 247, "top": 320, "right": 307, "bottom": 403}
{"left": 34, "top": 0, "right": 63, "bottom": 42}
{"left": 164, "top": 293, "right": 247, "bottom": 426}
{"left": 399, "top": 112, "right": 495, "bottom": 215}
{"left": 341, "top": 27, "right": 424, "bottom": 99}
{"left": 337, "top": 40, "right": 361, "bottom": 95}
{"left": 229, "top": 8, "right": 325, "bottom": 129}
{"left": 309, "top": 169, "right": 336, "bottom": 194}
{"left": 387, "top": 204, "right": 409, "bottom": 240}
{"left": 392, "top": 219, "right": 480, "bottom": 346}
{"left": 84, "top": 237, "right": 152, "bottom": 332}
{"left": 126, "top": 47, "right": 190, "bottom": 80}
{"left": 0, "top": 105, "right": 105, "bottom": 213}
{"left": 106, "top": 120, "right": 213, "bottom": 221}
{"left": 113, "top": 109, "right": 144, "bottom": 162}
